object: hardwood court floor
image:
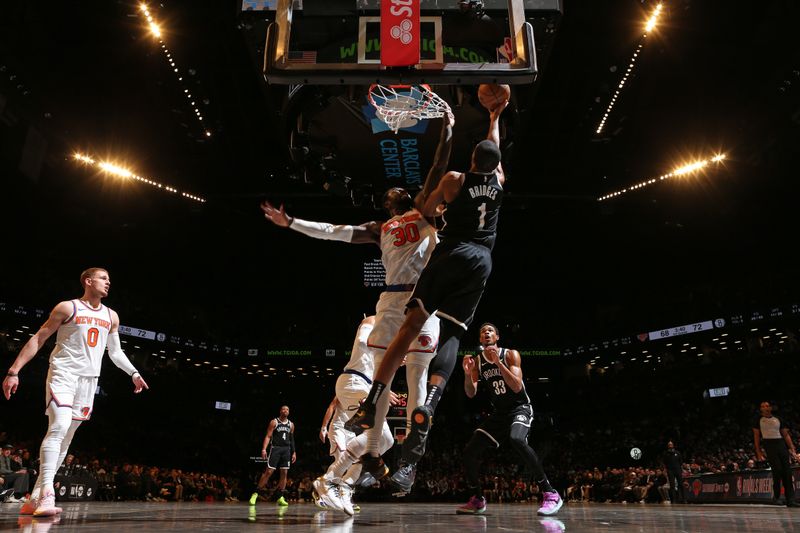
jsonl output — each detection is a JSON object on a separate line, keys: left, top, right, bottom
{"left": 3, "top": 501, "right": 799, "bottom": 532}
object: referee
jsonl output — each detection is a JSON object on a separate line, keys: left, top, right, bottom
{"left": 752, "top": 401, "right": 800, "bottom": 507}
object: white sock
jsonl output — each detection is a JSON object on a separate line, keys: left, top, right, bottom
{"left": 39, "top": 404, "right": 76, "bottom": 494}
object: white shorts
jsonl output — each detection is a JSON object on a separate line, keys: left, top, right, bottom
{"left": 329, "top": 373, "right": 371, "bottom": 455}
{"left": 46, "top": 368, "right": 98, "bottom": 421}
{"left": 368, "top": 291, "right": 440, "bottom": 355}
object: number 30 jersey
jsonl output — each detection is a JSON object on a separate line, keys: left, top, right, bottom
{"left": 478, "top": 348, "right": 530, "bottom": 413}
{"left": 50, "top": 299, "right": 113, "bottom": 377}
{"left": 380, "top": 209, "right": 438, "bottom": 286}
{"left": 440, "top": 172, "right": 503, "bottom": 250}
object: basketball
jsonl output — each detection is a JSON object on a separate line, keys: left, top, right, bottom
{"left": 478, "top": 84, "right": 511, "bottom": 111}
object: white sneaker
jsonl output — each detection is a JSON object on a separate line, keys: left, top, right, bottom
{"left": 338, "top": 483, "right": 355, "bottom": 516}
{"left": 33, "top": 491, "right": 62, "bottom": 517}
{"left": 312, "top": 477, "right": 344, "bottom": 512}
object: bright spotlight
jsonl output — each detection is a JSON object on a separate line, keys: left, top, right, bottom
{"left": 98, "top": 161, "right": 133, "bottom": 179}
{"left": 672, "top": 160, "right": 707, "bottom": 176}
{"left": 149, "top": 22, "right": 161, "bottom": 38}
{"left": 645, "top": 3, "right": 663, "bottom": 33}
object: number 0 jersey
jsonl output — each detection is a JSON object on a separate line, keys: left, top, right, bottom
{"left": 439, "top": 171, "right": 503, "bottom": 250}
{"left": 477, "top": 348, "right": 530, "bottom": 413}
{"left": 379, "top": 209, "right": 437, "bottom": 286}
{"left": 50, "top": 299, "right": 113, "bottom": 377}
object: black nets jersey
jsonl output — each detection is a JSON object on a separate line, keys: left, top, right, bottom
{"left": 439, "top": 172, "right": 503, "bottom": 250}
{"left": 477, "top": 348, "right": 530, "bottom": 413}
{"left": 272, "top": 418, "right": 293, "bottom": 448}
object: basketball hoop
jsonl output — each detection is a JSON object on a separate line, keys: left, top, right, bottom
{"left": 368, "top": 84, "right": 453, "bottom": 134}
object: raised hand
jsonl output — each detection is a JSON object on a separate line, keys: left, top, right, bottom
{"left": 260, "top": 200, "right": 292, "bottom": 227}
{"left": 462, "top": 355, "right": 476, "bottom": 373}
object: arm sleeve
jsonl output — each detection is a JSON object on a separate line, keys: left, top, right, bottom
{"left": 107, "top": 332, "right": 139, "bottom": 376}
{"left": 289, "top": 217, "right": 354, "bottom": 242}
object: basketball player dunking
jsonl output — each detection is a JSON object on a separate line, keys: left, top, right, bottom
{"left": 251, "top": 405, "right": 296, "bottom": 506}
{"left": 2, "top": 268, "right": 149, "bottom": 517}
{"left": 346, "top": 101, "right": 509, "bottom": 490}
{"left": 458, "top": 323, "right": 562, "bottom": 516}
{"left": 261, "top": 111, "right": 456, "bottom": 487}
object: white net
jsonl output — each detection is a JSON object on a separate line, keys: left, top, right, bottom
{"left": 369, "top": 84, "right": 453, "bottom": 133}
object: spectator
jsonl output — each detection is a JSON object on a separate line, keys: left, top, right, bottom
{"left": 0, "top": 444, "right": 30, "bottom": 502}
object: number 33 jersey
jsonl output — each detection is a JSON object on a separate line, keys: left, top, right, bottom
{"left": 380, "top": 209, "right": 438, "bottom": 286}
{"left": 478, "top": 348, "right": 530, "bottom": 413}
{"left": 50, "top": 299, "right": 113, "bottom": 377}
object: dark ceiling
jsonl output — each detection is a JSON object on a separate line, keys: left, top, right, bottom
{"left": 1, "top": 0, "right": 799, "bottom": 351}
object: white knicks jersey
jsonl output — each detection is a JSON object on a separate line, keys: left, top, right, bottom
{"left": 380, "top": 209, "right": 437, "bottom": 286}
{"left": 49, "top": 299, "right": 113, "bottom": 377}
{"left": 343, "top": 321, "right": 375, "bottom": 378}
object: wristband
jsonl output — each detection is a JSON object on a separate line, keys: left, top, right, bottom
{"left": 6, "top": 371, "right": 18, "bottom": 377}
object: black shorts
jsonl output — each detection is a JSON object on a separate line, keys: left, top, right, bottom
{"left": 408, "top": 240, "right": 492, "bottom": 329}
{"left": 474, "top": 404, "right": 534, "bottom": 447}
{"left": 267, "top": 446, "right": 292, "bottom": 470}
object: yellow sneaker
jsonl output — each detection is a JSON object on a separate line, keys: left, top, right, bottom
{"left": 277, "top": 496, "right": 289, "bottom": 507}
{"left": 249, "top": 492, "right": 259, "bottom": 506}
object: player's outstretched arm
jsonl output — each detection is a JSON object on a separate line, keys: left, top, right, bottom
{"left": 3, "top": 301, "right": 71, "bottom": 400}
{"left": 415, "top": 113, "right": 455, "bottom": 213}
{"left": 486, "top": 102, "right": 508, "bottom": 185}
{"left": 261, "top": 200, "right": 380, "bottom": 244}
{"left": 107, "top": 310, "right": 149, "bottom": 393}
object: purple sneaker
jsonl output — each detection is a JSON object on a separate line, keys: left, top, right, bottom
{"left": 537, "top": 491, "right": 563, "bottom": 516}
{"left": 456, "top": 495, "right": 487, "bottom": 515}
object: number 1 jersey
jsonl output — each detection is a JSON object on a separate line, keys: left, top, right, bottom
{"left": 439, "top": 172, "right": 503, "bottom": 250}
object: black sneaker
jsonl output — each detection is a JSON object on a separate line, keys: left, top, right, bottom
{"left": 360, "top": 454, "right": 389, "bottom": 480}
{"left": 344, "top": 405, "right": 375, "bottom": 434}
{"left": 400, "top": 405, "right": 433, "bottom": 465}
{"left": 389, "top": 463, "right": 417, "bottom": 494}
{"left": 787, "top": 500, "right": 800, "bottom": 508}
{"left": 354, "top": 471, "right": 377, "bottom": 488}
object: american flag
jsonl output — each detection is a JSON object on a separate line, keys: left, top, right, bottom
{"left": 288, "top": 50, "right": 317, "bottom": 64}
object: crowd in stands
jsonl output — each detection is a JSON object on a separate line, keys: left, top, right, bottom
{"left": 3, "top": 319, "right": 800, "bottom": 506}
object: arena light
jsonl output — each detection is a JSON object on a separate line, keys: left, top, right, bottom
{"left": 598, "top": 152, "right": 726, "bottom": 201}
{"left": 72, "top": 151, "right": 206, "bottom": 203}
{"left": 644, "top": 3, "right": 663, "bottom": 33}
{"left": 148, "top": 21, "right": 162, "bottom": 38}
{"left": 139, "top": 3, "right": 211, "bottom": 137}
{"left": 596, "top": 3, "right": 664, "bottom": 135}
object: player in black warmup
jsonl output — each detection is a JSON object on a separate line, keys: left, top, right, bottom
{"left": 345, "top": 101, "right": 509, "bottom": 485}
{"left": 457, "top": 323, "right": 562, "bottom": 516}
{"left": 250, "top": 405, "right": 296, "bottom": 506}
